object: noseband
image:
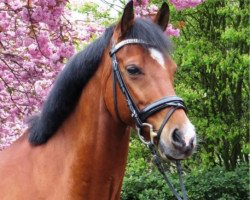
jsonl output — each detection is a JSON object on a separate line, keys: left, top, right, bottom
{"left": 109, "top": 39, "right": 186, "bottom": 145}
{"left": 109, "top": 39, "right": 189, "bottom": 200}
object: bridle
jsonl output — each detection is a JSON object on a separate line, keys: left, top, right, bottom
{"left": 109, "top": 38, "right": 188, "bottom": 200}
{"left": 109, "top": 39, "right": 186, "bottom": 144}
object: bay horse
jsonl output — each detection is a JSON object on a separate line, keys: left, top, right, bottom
{"left": 0, "top": 1, "right": 196, "bottom": 199}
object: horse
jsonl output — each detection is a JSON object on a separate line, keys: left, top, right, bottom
{"left": 0, "top": 1, "right": 196, "bottom": 199}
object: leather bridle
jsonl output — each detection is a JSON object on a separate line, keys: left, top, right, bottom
{"left": 109, "top": 39, "right": 186, "bottom": 145}
{"left": 109, "top": 38, "right": 189, "bottom": 200}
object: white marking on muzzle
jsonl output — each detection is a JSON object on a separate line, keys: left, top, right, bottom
{"left": 149, "top": 48, "right": 165, "bottom": 68}
{"left": 182, "top": 120, "right": 196, "bottom": 146}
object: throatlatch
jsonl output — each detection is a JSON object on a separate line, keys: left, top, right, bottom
{"left": 110, "top": 38, "right": 188, "bottom": 200}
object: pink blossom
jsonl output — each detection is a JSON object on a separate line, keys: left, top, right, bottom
{"left": 23, "top": 38, "right": 34, "bottom": 46}
{"left": 28, "top": 44, "right": 38, "bottom": 57}
{"left": 133, "top": 0, "right": 149, "bottom": 7}
{"left": 48, "top": 0, "right": 56, "bottom": 7}
{"left": 169, "top": 0, "right": 203, "bottom": 10}
{"left": 0, "top": 20, "right": 9, "bottom": 31}
{"left": 0, "top": 11, "right": 7, "bottom": 19}
{"left": 58, "top": 43, "right": 75, "bottom": 58}
{"left": 20, "top": 7, "right": 29, "bottom": 21}
{"left": 37, "top": 34, "right": 49, "bottom": 46}
{"left": 133, "top": 2, "right": 159, "bottom": 18}
{"left": 32, "top": 7, "right": 47, "bottom": 22}
{"left": 38, "top": 0, "right": 49, "bottom": 7}
{"left": 148, "top": 4, "right": 158, "bottom": 14}
{"left": 165, "top": 24, "right": 180, "bottom": 37}
{"left": 50, "top": 53, "right": 60, "bottom": 61}
{"left": 52, "top": 6, "right": 64, "bottom": 18}
{"left": 0, "top": 83, "right": 4, "bottom": 91}
{"left": 9, "top": 0, "right": 22, "bottom": 10}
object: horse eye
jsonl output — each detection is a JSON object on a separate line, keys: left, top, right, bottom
{"left": 126, "top": 66, "right": 142, "bottom": 75}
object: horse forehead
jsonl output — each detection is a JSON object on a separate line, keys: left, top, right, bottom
{"left": 149, "top": 48, "right": 165, "bottom": 69}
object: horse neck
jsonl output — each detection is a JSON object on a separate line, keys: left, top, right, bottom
{"left": 59, "top": 57, "right": 130, "bottom": 198}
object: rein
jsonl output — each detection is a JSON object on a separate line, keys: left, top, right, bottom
{"left": 109, "top": 39, "right": 188, "bottom": 200}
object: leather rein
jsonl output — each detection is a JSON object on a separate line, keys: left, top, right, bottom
{"left": 109, "top": 39, "right": 188, "bottom": 200}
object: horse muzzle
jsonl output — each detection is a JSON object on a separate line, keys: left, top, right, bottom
{"left": 158, "top": 121, "right": 196, "bottom": 160}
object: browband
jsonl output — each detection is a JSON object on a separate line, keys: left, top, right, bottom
{"left": 110, "top": 39, "right": 149, "bottom": 56}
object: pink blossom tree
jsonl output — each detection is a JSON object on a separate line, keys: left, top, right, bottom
{"left": 133, "top": 0, "right": 203, "bottom": 37}
{"left": 0, "top": 0, "right": 203, "bottom": 150}
{"left": 0, "top": 0, "right": 104, "bottom": 149}
{"left": 169, "top": 0, "right": 204, "bottom": 10}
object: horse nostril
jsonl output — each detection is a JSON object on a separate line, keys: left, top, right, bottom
{"left": 172, "top": 129, "right": 185, "bottom": 148}
{"left": 189, "top": 137, "right": 194, "bottom": 148}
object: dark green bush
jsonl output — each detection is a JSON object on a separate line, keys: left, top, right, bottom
{"left": 122, "top": 161, "right": 249, "bottom": 200}
{"left": 186, "top": 164, "right": 249, "bottom": 200}
{"left": 121, "top": 167, "right": 174, "bottom": 200}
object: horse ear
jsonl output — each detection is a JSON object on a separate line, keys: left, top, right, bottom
{"left": 154, "top": 2, "right": 170, "bottom": 31}
{"left": 120, "top": 0, "right": 134, "bottom": 37}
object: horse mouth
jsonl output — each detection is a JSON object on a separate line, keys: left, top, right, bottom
{"left": 158, "top": 150, "right": 183, "bottom": 162}
{"left": 166, "top": 155, "right": 184, "bottom": 161}
{"left": 158, "top": 140, "right": 194, "bottom": 161}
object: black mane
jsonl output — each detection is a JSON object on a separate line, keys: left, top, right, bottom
{"left": 28, "top": 18, "right": 172, "bottom": 145}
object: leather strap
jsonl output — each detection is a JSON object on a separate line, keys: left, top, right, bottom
{"left": 110, "top": 39, "right": 149, "bottom": 56}
{"left": 157, "top": 106, "right": 179, "bottom": 139}
{"left": 111, "top": 51, "right": 143, "bottom": 126}
{"left": 112, "top": 66, "right": 123, "bottom": 123}
{"left": 139, "top": 96, "right": 186, "bottom": 121}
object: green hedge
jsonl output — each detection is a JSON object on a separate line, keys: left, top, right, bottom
{"left": 186, "top": 165, "right": 249, "bottom": 200}
{"left": 121, "top": 164, "right": 249, "bottom": 200}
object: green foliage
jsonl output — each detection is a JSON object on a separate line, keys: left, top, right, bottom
{"left": 68, "top": 2, "right": 117, "bottom": 26}
{"left": 121, "top": 137, "right": 179, "bottom": 200}
{"left": 122, "top": 139, "right": 249, "bottom": 200}
{"left": 69, "top": 0, "right": 250, "bottom": 198}
{"left": 185, "top": 164, "right": 249, "bottom": 200}
{"left": 170, "top": 0, "right": 249, "bottom": 170}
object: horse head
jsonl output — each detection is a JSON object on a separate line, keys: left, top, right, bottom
{"left": 104, "top": 1, "right": 196, "bottom": 161}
